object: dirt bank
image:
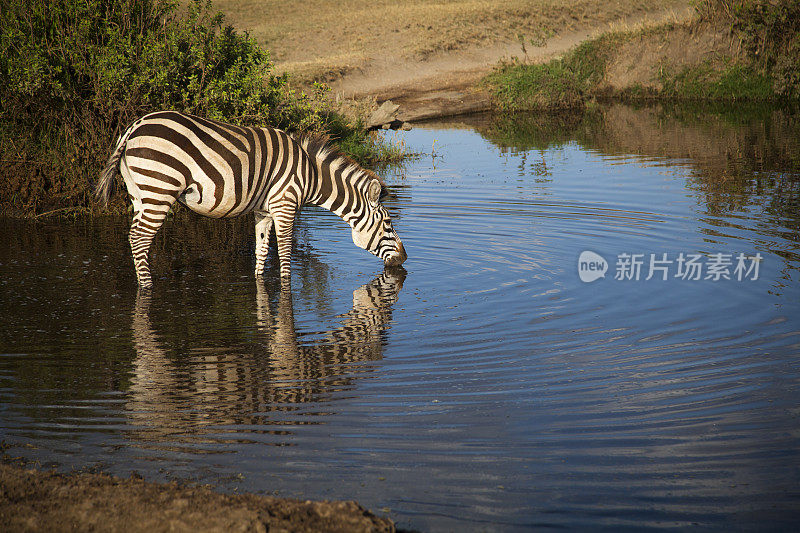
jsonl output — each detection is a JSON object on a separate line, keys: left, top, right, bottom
{"left": 0, "top": 461, "right": 394, "bottom": 533}
{"left": 598, "top": 19, "right": 739, "bottom": 95}
{"left": 215, "top": 0, "right": 692, "bottom": 122}
{"left": 328, "top": 6, "right": 694, "bottom": 122}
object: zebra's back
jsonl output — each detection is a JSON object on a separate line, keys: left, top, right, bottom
{"left": 123, "top": 111, "right": 306, "bottom": 218}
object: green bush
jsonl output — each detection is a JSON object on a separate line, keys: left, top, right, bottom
{"left": 698, "top": 0, "right": 800, "bottom": 98}
{"left": 658, "top": 60, "right": 774, "bottom": 100}
{"left": 487, "top": 59, "right": 585, "bottom": 111}
{"left": 0, "top": 0, "right": 378, "bottom": 215}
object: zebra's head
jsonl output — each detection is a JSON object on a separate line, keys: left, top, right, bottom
{"left": 350, "top": 178, "right": 407, "bottom": 267}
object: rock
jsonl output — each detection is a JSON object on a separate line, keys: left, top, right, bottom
{"left": 367, "top": 100, "right": 400, "bottom": 129}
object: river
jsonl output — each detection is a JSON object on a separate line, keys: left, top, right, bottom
{"left": 1, "top": 103, "right": 799, "bottom": 531}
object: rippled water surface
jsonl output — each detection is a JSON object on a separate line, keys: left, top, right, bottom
{"left": 2, "top": 104, "right": 800, "bottom": 531}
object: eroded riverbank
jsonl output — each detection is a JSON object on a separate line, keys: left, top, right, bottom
{"left": 0, "top": 461, "right": 394, "bottom": 532}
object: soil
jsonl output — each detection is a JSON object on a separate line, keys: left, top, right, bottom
{"left": 0, "top": 462, "right": 395, "bottom": 533}
{"left": 213, "top": 0, "right": 693, "bottom": 122}
{"left": 600, "top": 19, "right": 739, "bottom": 93}
{"left": 328, "top": 6, "right": 695, "bottom": 123}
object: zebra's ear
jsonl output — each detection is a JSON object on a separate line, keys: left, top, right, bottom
{"left": 367, "top": 179, "right": 382, "bottom": 206}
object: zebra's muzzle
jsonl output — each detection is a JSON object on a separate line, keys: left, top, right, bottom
{"left": 384, "top": 241, "right": 407, "bottom": 267}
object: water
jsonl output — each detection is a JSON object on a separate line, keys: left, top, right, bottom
{"left": 2, "top": 103, "right": 800, "bottom": 531}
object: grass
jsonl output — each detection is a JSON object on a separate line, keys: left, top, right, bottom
{"left": 657, "top": 60, "right": 774, "bottom": 101}
{"left": 487, "top": 58, "right": 585, "bottom": 111}
{"left": 485, "top": 32, "right": 628, "bottom": 111}
{"left": 340, "top": 131, "right": 410, "bottom": 167}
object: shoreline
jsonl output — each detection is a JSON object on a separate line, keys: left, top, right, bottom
{"left": 0, "top": 458, "right": 396, "bottom": 533}
{"left": 3, "top": 3, "right": 799, "bottom": 530}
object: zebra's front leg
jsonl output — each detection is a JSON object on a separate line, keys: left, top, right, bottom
{"left": 254, "top": 212, "right": 273, "bottom": 278}
{"left": 270, "top": 206, "right": 298, "bottom": 282}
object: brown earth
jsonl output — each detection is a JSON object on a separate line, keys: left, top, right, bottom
{"left": 0, "top": 462, "right": 395, "bottom": 533}
{"left": 215, "top": 0, "right": 694, "bottom": 122}
{"left": 600, "top": 19, "right": 739, "bottom": 94}
{"left": 327, "top": 6, "right": 695, "bottom": 123}
{"left": 216, "top": 0, "right": 688, "bottom": 79}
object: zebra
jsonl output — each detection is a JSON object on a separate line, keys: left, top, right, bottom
{"left": 95, "top": 111, "right": 406, "bottom": 287}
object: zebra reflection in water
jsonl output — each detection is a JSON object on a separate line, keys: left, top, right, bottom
{"left": 127, "top": 269, "right": 405, "bottom": 445}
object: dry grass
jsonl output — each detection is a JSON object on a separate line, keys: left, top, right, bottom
{"left": 213, "top": 0, "right": 688, "bottom": 81}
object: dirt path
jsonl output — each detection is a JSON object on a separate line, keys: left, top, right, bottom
{"left": 330, "top": 5, "right": 694, "bottom": 122}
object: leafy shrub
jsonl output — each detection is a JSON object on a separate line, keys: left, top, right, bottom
{"left": 0, "top": 0, "right": 375, "bottom": 214}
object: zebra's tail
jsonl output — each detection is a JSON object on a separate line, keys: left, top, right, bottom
{"left": 96, "top": 125, "right": 134, "bottom": 207}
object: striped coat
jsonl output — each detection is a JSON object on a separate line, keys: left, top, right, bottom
{"left": 96, "top": 111, "right": 406, "bottom": 287}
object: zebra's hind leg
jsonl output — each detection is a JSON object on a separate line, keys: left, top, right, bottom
{"left": 254, "top": 211, "right": 273, "bottom": 278}
{"left": 129, "top": 204, "right": 173, "bottom": 288}
{"left": 119, "top": 153, "right": 180, "bottom": 288}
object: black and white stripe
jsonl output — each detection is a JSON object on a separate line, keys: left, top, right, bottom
{"left": 96, "top": 111, "right": 406, "bottom": 287}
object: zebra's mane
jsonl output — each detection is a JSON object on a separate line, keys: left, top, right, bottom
{"left": 296, "top": 132, "right": 387, "bottom": 190}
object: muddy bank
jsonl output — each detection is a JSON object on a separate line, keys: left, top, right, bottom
{"left": 0, "top": 461, "right": 395, "bottom": 533}
{"left": 355, "top": 11, "right": 795, "bottom": 124}
{"left": 345, "top": 15, "right": 740, "bottom": 126}
{"left": 331, "top": 7, "right": 695, "bottom": 125}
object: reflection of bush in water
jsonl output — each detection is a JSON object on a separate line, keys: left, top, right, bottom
{"left": 477, "top": 110, "right": 599, "bottom": 152}
{"left": 0, "top": 215, "right": 404, "bottom": 437}
{"left": 478, "top": 103, "right": 800, "bottom": 217}
{"left": 478, "top": 103, "right": 800, "bottom": 281}
{"left": 130, "top": 212, "right": 382, "bottom": 315}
